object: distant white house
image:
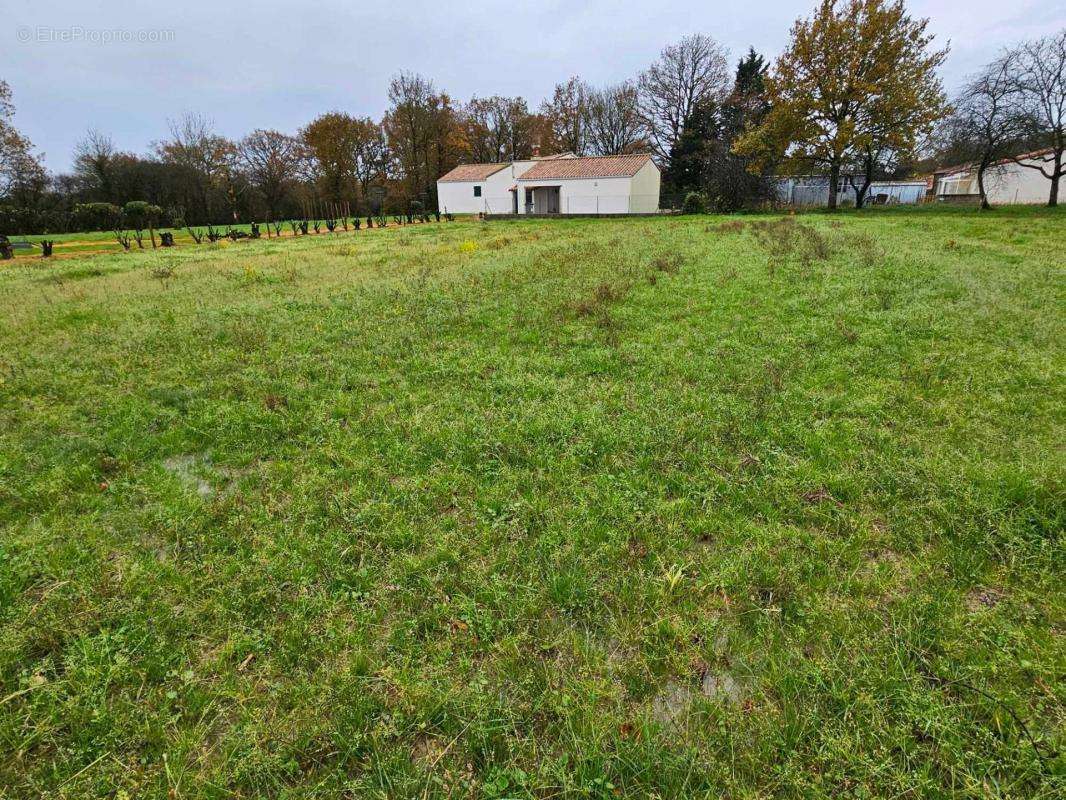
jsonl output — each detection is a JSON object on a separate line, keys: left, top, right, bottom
{"left": 436, "top": 153, "right": 661, "bottom": 215}
{"left": 933, "top": 148, "right": 1058, "bottom": 205}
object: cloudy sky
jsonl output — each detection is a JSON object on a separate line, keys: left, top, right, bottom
{"left": 7, "top": 0, "right": 1065, "bottom": 171}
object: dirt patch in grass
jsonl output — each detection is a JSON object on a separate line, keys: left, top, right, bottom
{"left": 161, "top": 452, "right": 249, "bottom": 499}
{"left": 650, "top": 681, "right": 695, "bottom": 726}
{"left": 162, "top": 454, "right": 215, "bottom": 498}
{"left": 650, "top": 666, "right": 747, "bottom": 726}
{"left": 411, "top": 734, "right": 448, "bottom": 765}
{"left": 966, "top": 587, "right": 1005, "bottom": 612}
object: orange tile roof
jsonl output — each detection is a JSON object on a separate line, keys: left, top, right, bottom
{"left": 438, "top": 163, "right": 509, "bottom": 182}
{"left": 934, "top": 147, "right": 1057, "bottom": 176}
{"left": 993, "top": 146, "right": 1055, "bottom": 167}
{"left": 518, "top": 153, "right": 653, "bottom": 181}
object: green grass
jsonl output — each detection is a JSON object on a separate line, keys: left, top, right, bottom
{"left": 0, "top": 208, "right": 1063, "bottom": 798}
{"left": 9, "top": 219, "right": 395, "bottom": 259}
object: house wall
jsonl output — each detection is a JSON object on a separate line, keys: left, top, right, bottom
{"left": 480, "top": 161, "right": 541, "bottom": 214}
{"left": 937, "top": 172, "right": 977, "bottom": 198}
{"left": 559, "top": 177, "right": 632, "bottom": 214}
{"left": 436, "top": 168, "right": 514, "bottom": 214}
{"left": 437, "top": 180, "right": 481, "bottom": 215}
{"left": 510, "top": 160, "right": 537, "bottom": 177}
{"left": 629, "top": 160, "right": 662, "bottom": 212}
{"left": 937, "top": 157, "right": 1055, "bottom": 205}
{"left": 983, "top": 159, "right": 1055, "bottom": 205}
{"left": 517, "top": 171, "right": 660, "bottom": 214}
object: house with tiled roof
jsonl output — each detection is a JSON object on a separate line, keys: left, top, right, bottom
{"left": 436, "top": 151, "right": 660, "bottom": 215}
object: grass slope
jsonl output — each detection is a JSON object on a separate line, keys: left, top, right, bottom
{"left": 0, "top": 208, "right": 1063, "bottom": 798}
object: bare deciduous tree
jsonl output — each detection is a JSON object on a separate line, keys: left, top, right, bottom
{"left": 73, "top": 129, "right": 118, "bottom": 202}
{"left": 156, "top": 112, "right": 236, "bottom": 223}
{"left": 586, "top": 82, "right": 647, "bottom": 155}
{"left": 353, "top": 120, "right": 391, "bottom": 204}
{"left": 638, "top": 34, "right": 730, "bottom": 162}
{"left": 539, "top": 77, "right": 592, "bottom": 155}
{"left": 461, "top": 96, "right": 511, "bottom": 163}
{"left": 502, "top": 97, "right": 538, "bottom": 161}
{"left": 459, "top": 96, "right": 537, "bottom": 163}
{"left": 302, "top": 112, "right": 386, "bottom": 207}
{"left": 949, "top": 55, "right": 1027, "bottom": 210}
{"left": 1011, "top": 30, "right": 1066, "bottom": 206}
{"left": 238, "top": 129, "right": 307, "bottom": 222}
{"left": 384, "top": 72, "right": 459, "bottom": 206}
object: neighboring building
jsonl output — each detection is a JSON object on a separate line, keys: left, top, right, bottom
{"left": 436, "top": 153, "right": 661, "bottom": 215}
{"left": 933, "top": 148, "right": 1057, "bottom": 205}
{"left": 773, "top": 175, "right": 927, "bottom": 207}
{"left": 925, "top": 163, "right": 969, "bottom": 199}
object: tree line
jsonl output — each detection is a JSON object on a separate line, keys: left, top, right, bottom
{"left": 734, "top": 1, "right": 1063, "bottom": 210}
{"left": 942, "top": 31, "right": 1066, "bottom": 208}
{"left": 1, "top": 0, "right": 1063, "bottom": 234}
{"left": 0, "top": 43, "right": 766, "bottom": 235}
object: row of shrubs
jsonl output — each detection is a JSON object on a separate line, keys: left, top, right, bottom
{"left": 1, "top": 202, "right": 457, "bottom": 259}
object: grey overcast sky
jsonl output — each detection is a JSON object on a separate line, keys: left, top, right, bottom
{"left": 6, "top": 0, "right": 1065, "bottom": 171}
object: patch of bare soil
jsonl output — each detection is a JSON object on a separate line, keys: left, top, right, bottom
{"left": 966, "top": 587, "right": 1005, "bottom": 612}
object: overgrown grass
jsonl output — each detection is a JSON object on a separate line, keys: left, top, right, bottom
{"left": 0, "top": 207, "right": 1063, "bottom": 798}
{"left": 8, "top": 218, "right": 430, "bottom": 261}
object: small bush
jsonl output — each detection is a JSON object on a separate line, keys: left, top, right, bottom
{"left": 681, "top": 192, "right": 707, "bottom": 215}
{"left": 150, "top": 265, "right": 175, "bottom": 289}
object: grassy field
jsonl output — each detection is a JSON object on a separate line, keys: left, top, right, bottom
{"left": 0, "top": 207, "right": 1062, "bottom": 798}
{"left": 6, "top": 221, "right": 349, "bottom": 261}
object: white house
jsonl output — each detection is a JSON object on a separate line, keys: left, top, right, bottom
{"left": 436, "top": 162, "right": 508, "bottom": 215}
{"left": 436, "top": 153, "right": 661, "bottom": 215}
{"left": 934, "top": 148, "right": 1059, "bottom": 205}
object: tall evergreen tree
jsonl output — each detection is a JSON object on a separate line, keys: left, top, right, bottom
{"left": 701, "top": 48, "right": 775, "bottom": 211}
{"left": 722, "top": 48, "right": 769, "bottom": 138}
{"left": 663, "top": 100, "right": 719, "bottom": 197}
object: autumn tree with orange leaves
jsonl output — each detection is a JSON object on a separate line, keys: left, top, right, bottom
{"left": 735, "top": 0, "right": 948, "bottom": 210}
